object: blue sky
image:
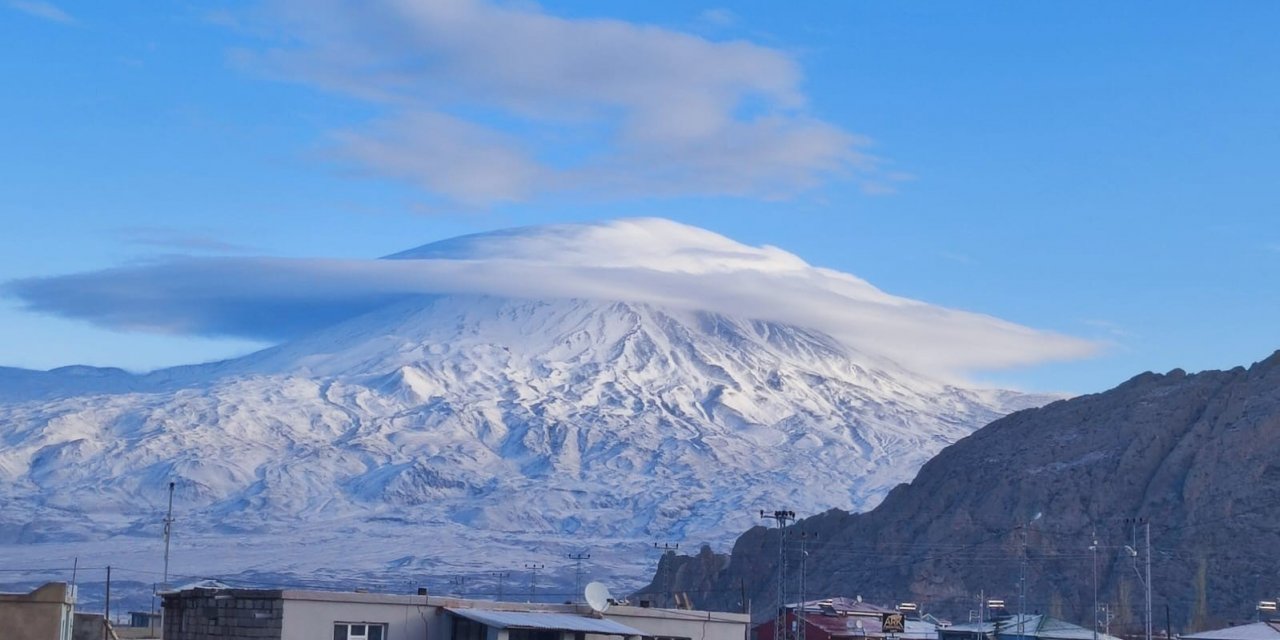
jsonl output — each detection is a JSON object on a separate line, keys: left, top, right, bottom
{"left": 1, "top": 0, "right": 1277, "bottom": 393}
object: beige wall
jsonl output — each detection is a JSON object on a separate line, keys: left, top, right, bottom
{"left": 605, "top": 605, "right": 749, "bottom": 640}
{"left": 0, "top": 582, "right": 75, "bottom": 640}
{"left": 282, "top": 591, "right": 438, "bottom": 640}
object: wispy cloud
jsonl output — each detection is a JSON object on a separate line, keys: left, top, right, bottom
{"left": 699, "top": 8, "right": 738, "bottom": 28}
{"left": 116, "top": 227, "right": 255, "bottom": 254}
{"left": 231, "top": 0, "right": 878, "bottom": 207}
{"left": 7, "top": 0, "right": 73, "bottom": 23}
{"left": 1080, "top": 319, "right": 1133, "bottom": 339}
{"left": 5, "top": 218, "right": 1098, "bottom": 377}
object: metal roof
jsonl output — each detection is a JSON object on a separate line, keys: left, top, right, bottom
{"left": 1184, "top": 622, "right": 1280, "bottom": 640}
{"left": 941, "top": 615, "right": 1122, "bottom": 640}
{"left": 446, "top": 608, "right": 647, "bottom": 636}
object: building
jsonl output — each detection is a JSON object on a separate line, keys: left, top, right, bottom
{"left": 1182, "top": 621, "right": 1280, "bottom": 640}
{"left": 938, "top": 614, "right": 1123, "bottom": 640}
{"left": 754, "top": 597, "right": 938, "bottom": 640}
{"left": 0, "top": 582, "right": 76, "bottom": 640}
{"left": 71, "top": 613, "right": 117, "bottom": 640}
{"left": 162, "top": 585, "right": 750, "bottom": 640}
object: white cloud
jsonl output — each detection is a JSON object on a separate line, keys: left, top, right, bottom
{"left": 235, "top": 0, "right": 874, "bottom": 206}
{"left": 332, "top": 112, "right": 548, "bottom": 206}
{"left": 5, "top": 218, "right": 1099, "bottom": 377}
{"left": 6, "top": 0, "right": 74, "bottom": 24}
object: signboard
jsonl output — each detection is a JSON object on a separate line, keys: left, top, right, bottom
{"left": 882, "top": 612, "right": 906, "bottom": 634}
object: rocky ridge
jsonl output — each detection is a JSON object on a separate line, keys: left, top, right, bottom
{"left": 642, "top": 352, "right": 1280, "bottom": 633}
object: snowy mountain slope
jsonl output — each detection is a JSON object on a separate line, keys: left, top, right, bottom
{"left": 0, "top": 297, "right": 1053, "bottom": 579}
{"left": 0, "top": 219, "right": 1072, "bottom": 597}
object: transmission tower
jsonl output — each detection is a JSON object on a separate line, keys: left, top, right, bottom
{"left": 492, "top": 572, "right": 510, "bottom": 602}
{"left": 762, "top": 510, "right": 797, "bottom": 640}
{"left": 525, "top": 564, "right": 544, "bottom": 602}
{"left": 568, "top": 553, "right": 591, "bottom": 601}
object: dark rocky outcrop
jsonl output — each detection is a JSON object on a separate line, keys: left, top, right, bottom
{"left": 638, "top": 351, "right": 1280, "bottom": 634}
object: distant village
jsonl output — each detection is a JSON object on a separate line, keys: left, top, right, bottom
{"left": 3, "top": 576, "right": 1277, "bottom": 640}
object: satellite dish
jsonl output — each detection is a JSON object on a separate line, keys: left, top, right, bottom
{"left": 585, "top": 582, "right": 613, "bottom": 613}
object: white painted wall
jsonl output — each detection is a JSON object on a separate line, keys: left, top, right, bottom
{"left": 277, "top": 591, "right": 748, "bottom": 640}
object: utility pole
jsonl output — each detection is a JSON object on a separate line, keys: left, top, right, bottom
{"left": 1019, "top": 522, "right": 1028, "bottom": 638}
{"left": 1090, "top": 528, "right": 1099, "bottom": 640}
{"left": 761, "top": 510, "right": 796, "bottom": 640}
{"left": 525, "top": 564, "right": 544, "bottom": 602}
{"left": 568, "top": 553, "right": 591, "bottom": 601}
{"left": 1152, "top": 522, "right": 1162, "bottom": 640}
{"left": 163, "top": 481, "right": 175, "bottom": 592}
{"left": 492, "top": 572, "right": 510, "bottom": 602}
{"left": 150, "top": 583, "right": 157, "bottom": 637}
{"left": 798, "top": 532, "right": 817, "bottom": 640}
{"left": 104, "top": 566, "right": 112, "bottom": 640}
{"left": 655, "top": 543, "right": 679, "bottom": 607}
{"left": 1126, "top": 518, "right": 1153, "bottom": 640}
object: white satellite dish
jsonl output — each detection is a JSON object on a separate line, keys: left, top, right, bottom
{"left": 585, "top": 582, "right": 613, "bottom": 613}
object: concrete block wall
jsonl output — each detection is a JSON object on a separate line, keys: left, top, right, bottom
{"left": 163, "top": 589, "right": 285, "bottom": 640}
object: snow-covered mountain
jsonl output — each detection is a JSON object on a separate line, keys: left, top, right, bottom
{"left": 0, "top": 219, "right": 1072, "bottom": 598}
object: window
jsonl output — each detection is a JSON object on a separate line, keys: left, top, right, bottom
{"left": 508, "top": 629, "right": 559, "bottom": 640}
{"left": 334, "top": 622, "right": 387, "bottom": 640}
